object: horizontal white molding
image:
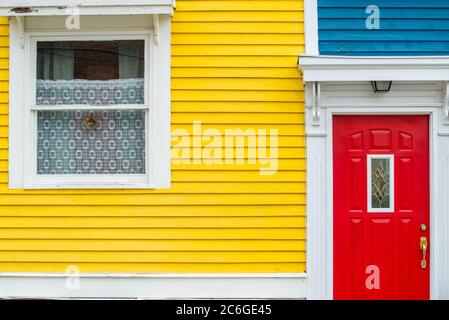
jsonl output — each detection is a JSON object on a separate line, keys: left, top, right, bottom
{"left": 0, "top": 273, "right": 307, "bottom": 299}
{"left": 319, "top": 82, "right": 444, "bottom": 108}
{"left": 299, "top": 55, "right": 449, "bottom": 82}
{"left": 0, "top": 1, "right": 174, "bottom": 16}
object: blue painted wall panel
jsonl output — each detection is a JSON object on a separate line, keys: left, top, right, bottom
{"left": 318, "top": 0, "right": 449, "bottom": 56}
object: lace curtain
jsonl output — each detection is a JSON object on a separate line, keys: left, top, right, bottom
{"left": 36, "top": 78, "right": 145, "bottom": 106}
{"left": 36, "top": 79, "right": 146, "bottom": 175}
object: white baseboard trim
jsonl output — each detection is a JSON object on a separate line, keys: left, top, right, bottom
{"left": 0, "top": 273, "right": 307, "bottom": 299}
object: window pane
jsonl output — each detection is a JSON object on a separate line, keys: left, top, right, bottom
{"left": 37, "top": 110, "right": 146, "bottom": 175}
{"left": 36, "top": 40, "right": 145, "bottom": 106}
{"left": 371, "top": 158, "right": 391, "bottom": 209}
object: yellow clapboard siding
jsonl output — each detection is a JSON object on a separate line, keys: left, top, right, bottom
{"left": 172, "top": 68, "right": 301, "bottom": 79}
{"left": 172, "top": 90, "right": 303, "bottom": 102}
{"left": 0, "top": 183, "right": 306, "bottom": 195}
{"left": 0, "top": 194, "right": 306, "bottom": 206}
{"left": 0, "top": 239, "right": 305, "bottom": 251}
{"left": 0, "top": 216, "right": 305, "bottom": 228}
{"left": 173, "top": 161, "right": 304, "bottom": 171}
{"left": 0, "top": 205, "right": 305, "bottom": 216}
{"left": 172, "top": 22, "right": 303, "bottom": 34}
{"left": 172, "top": 78, "right": 302, "bottom": 90}
{"left": 0, "top": 263, "right": 305, "bottom": 273}
{"left": 0, "top": 228, "right": 305, "bottom": 239}
{"left": 0, "top": 59, "right": 8, "bottom": 69}
{"left": 177, "top": 1, "right": 303, "bottom": 11}
{"left": 173, "top": 11, "right": 303, "bottom": 22}
{"left": 172, "top": 56, "right": 298, "bottom": 67}
{"left": 171, "top": 124, "right": 305, "bottom": 135}
{"left": 172, "top": 45, "right": 302, "bottom": 56}
{"left": 0, "top": 1, "right": 306, "bottom": 273}
{"left": 171, "top": 148, "right": 305, "bottom": 158}
{"left": 0, "top": 82, "right": 8, "bottom": 91}
{"left": 0, "top": 251, "right": 305, "bottom": 263}
{"left": 172, "top": 34, "right": 304, "bottom": 45}
{"left": 171, "top": 113, "right": 304, "bottom": 123}
{"left": 0, "top": 48, "right": 8, "bottom": 58}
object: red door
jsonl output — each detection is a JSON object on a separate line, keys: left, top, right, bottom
{"left": 333, "top": 115, "right": 430, "bottom": 300}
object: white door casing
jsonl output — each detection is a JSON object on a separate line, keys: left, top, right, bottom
{"left": 303, "top": 79, "right": 449, "bottom": 300}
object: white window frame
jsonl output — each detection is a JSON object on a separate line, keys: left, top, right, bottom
{"left": 9, "top": 18, "right": 171, "bottom": 189}
{"left": 367, "top": 154, "right": 394, "bottom": 213}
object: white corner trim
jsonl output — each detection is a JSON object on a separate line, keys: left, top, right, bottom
{"left": 298, "top": 55, "right": 449, "bottom": 82}
{"left": 0, "top": 1, "right": 175, "bottom": 16}
{"left": 304, "top": 0, "right": 318, "bottom": 55}
{"left": 444, "top": 82, "right": 449, "bottom": 123}
{"left": 8, "top": 17, "right": 26, "bottom": 189}
{"left": 0, "top": 273, "right": 306, "bottom": 299}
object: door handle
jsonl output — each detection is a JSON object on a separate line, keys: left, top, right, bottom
{"left": 420, "top": 236, "right": 428, "bottom": 269}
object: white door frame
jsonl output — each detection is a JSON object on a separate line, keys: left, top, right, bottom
{"left": 304, "top": 81, "right": 449, "bottom": 300}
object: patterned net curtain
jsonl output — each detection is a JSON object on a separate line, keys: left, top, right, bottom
{"left": 35, "top": 40, "right": 146, "bottom": 175}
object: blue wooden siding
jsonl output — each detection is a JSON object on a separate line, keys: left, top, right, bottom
{"left": 318, "top": 0, "right": 449, "bottom": 56}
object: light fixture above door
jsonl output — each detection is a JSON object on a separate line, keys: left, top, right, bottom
{"left": 371, "top": 81, "right": 392, "bottom": 93}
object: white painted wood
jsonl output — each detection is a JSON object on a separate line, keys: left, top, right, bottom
{"left": 0, "top": 273, "right": 306, "bottom": 299}
{"left": 367, "top": 154, "right": 394, "bottom": 213}
{"left": 9, "top": 17, "right": 171, "bottom": 189}
{"left": 151, "top": 14, "right": 171, "bottom": 188}
{"left": 8, "top": 18, "right": 27, "bottom": 189}
{"left": 0, "top": 1, "right": 175, "bottom": 16}
{"left": 1, "top": 0, "right": 174, "bottom": 5}
{"left": 304, "top": 0, "right": 318, "bottom": 55}
{"left": 25, "top": 15, "right": 154, "bottom": 30}
{"left": 299, "top": 56, "right": 449, "bottom": 82}
{"left": 443, "top": 82, "right": 449, "bottom": 124}
{"left": 14, "top": 17, "right": 25, "bottom": 48}
{"left": 153, "top": 14, "right": 160, "bottom": 45}
{"left": 305, "top": 80, "right": 449, "bottom": 300}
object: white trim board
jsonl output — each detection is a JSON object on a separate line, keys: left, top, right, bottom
{"left": 303, "top": 80, "right": 449, "bottom": 300}
{"left": 0, "top": 1, "right": 175, "bottom": 16}
{"left": 0, "top": 273, "right": 306, "bottom": 299}
{"left": 304, "top": 0, "right": 318, "bottom": 55}
{"left": 299, "top": 56, "right": 449, "bottom": 82}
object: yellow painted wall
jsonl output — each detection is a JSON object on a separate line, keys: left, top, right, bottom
{"left": 0, "top": 0, "right": 305, "bottom": 273}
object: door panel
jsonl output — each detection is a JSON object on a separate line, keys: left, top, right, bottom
{"left": 333, "top": 115, "right": 430, "bottom": 300}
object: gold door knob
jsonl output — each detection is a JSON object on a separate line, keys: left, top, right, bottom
{"left": 420, "top": 236, "right": 428, "bottom": 269}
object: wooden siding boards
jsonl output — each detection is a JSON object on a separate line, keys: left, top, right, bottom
{"left": 318, "top": 0, "right": 449, "bottom": 55}
{"left": 0, "top": 0, "right": 306, "bottom": 273}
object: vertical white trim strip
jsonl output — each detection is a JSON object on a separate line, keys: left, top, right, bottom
{"left": 9, "top": 17, "right": 26, "bottom": 189}
{"left": 304, "top": 0, "right": 319, "bottom": 55}
{"left": 151, "top": 14, "right": 171, "bottom": 188}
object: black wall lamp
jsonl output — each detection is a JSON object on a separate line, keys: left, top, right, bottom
{"left": 371, "top": 81, "right": 392, "bottom": 93}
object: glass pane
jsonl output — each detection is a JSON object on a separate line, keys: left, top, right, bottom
{"left": 37, "top": 110, "right": 146, "bottom": 175}
{"left": 371, "top": 158, "right": 390, "bottom": 209}
{"left": 36, "top": 40, "right": 145, "bottom": 106}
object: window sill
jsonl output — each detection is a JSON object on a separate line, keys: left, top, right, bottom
{"left": 20, "top": 183, "right": 167, "bottom": 190}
